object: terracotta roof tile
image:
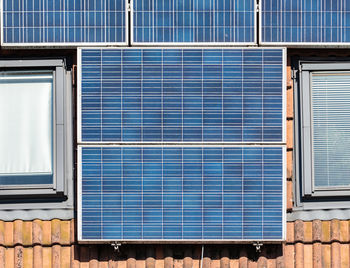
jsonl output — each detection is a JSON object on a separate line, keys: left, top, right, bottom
{"left": 294, "top": 243, "right": 303, "bottom": 268}
{"left": 294, "top": 220, "right": 304, "bottom": 242}
{"left": 42, "top": 247, "right": 51, "bottom": 268}
{"left": 303, "top": 244, "right": 312, "bottom": 268}
{"left": 331, "top": 242, "right": 341, "bottom": 268}
{"left": 32, "top": 220, "right": 42, "bottom": 245}
{"left": 42, "top": 221, "right": 51, "bottom": 246}
{"left": 22, "top": 221, "right": 32, "bottom": 246}
{"left": 2, "top": 219, "right": 350, "bottom": 267}
{"left": 33, "top": 245, "right": 42, "bottom": 268}
{"left": 313, "top": 243, "right": 322, "bottom": 268}
{"left": 303, "top": 221, "right": 313, "bottom": 243}
{"left": 5, "top": 247, "right": 14, "bottom": 268}
{"left": 322, "top": 244, "right": 331, "bottom": 267}
{"left": 0, "top": 247, "right": 5, "bottom": 268}
{"left": 340, "top": 221, "right": 349, "bottom": 242}
{"left": 340, "top": 244, "right": 349, "bottom": 268}
{"left": 313, "top": 220, "right": 322, "bottom": 242}
{"left": 322, "top": 221, "right": 331, "bottom": 243}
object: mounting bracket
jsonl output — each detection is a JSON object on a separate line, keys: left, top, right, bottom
{"left": 111, "top": 242, "right": 122, "bottom": 253}
{"left": 253, "top": 241, "right": 263, "bottom": 252}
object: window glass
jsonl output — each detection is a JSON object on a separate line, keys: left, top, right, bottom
{"left": 311, "top": 71, "right": 350, "bottom": 188}
{"left": 0, "top": 72, "right": 53, "bottom": 185}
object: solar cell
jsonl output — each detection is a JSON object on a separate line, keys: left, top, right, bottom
{"left": 261, "top": 0, "right": 350, "bottom": 44}
{"left": 2, "top": 0, "right": 127, "bottom": 45}
{"left": 132, "top": 0, "right": 256, "bottom": 44}
{"left": 80, "top": 146, "right": 284, "bottom": 241}
{"left": 79, "top": 48, "right": 284, "bottom": 143}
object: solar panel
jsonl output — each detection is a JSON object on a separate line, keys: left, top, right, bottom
{"left": 78, "top": 47, "right": 286, "bottom": 242}
{"left": 261, "top": 0, "right": 350, "bottom": 45}
{"left": 132, "top": 0, "right": 256, "bottom": 44}
{"left": 2, "top": 0, "right": 127, "bottom": 45}
{"left": 79, "top": 48, "right": 284, "bottom": 143}
{"left": 79, "top": 146, "right": 284, "bottom": 241}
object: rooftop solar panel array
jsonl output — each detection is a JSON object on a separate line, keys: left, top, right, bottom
{"left": 132, "top": 0, "right": 256, "bottom": 44}
{"left": 80, "top": 48, "right": 283, "bottom": 143}
{"left": 2, "top": 0, "right": 126, "bottom": 45}
{"left": 81, "top": 146, "right": 284, "bottom": 240}
{"left": 78, "top": 48, "right": 285, "bottom": 242}
{"left": 261, "top": 0, "right": 350, "bottom": 44}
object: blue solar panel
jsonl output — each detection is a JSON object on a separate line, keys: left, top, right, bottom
{"left": 132, "top": 0, "right": 256, "bottom": 43}
{"left": 2, "top": 0, "right": 126, "bottom": 44}
{"left": 261, "top": 0, "right": 350, "bottom": 44}
{"left": 80, "top": 146, "right": 283, "bottom": 240}
{"left": 80, "top": 48, "right": 284, "bottom": 143}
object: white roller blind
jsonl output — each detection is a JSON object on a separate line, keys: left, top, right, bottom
{"left": 312, "top": 72, "right": 350, "bottom": 188}
{"left": 0, "top": 72, "right": 53, "bottom": 176}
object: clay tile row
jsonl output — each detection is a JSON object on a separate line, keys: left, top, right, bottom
{"left": 287, "top": 219, "right": 350, "bottom": 244}
{"left": 0, "top": 219, "right": 74, "bottom": 247}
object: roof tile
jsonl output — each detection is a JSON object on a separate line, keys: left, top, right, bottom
{"left": 14, "top": 245, "right": 23, "bottom": 268}
{"left": 340, "top": 221, "right": 349, "bottom": 242}
{"left": 52, "top": 244, "right": 60, "bottom": 268}
{"left": 0, "top": 247, "right": 5, "bottom": 268}
{"left": 313, "top": 243, "right": 322, "bottom": 268}
{"left": 322, "top": 221, "right": 331, "bottom": 243}
{"left": 312, "top": 220, "right": 322, "bottom": 242}
{"left": 331, "top": 242, "right": 341, "bottom": 268}
{"left": 284, "top": 244, "right": 294, "bottom": 268}
{"left": 22, "top": 221, "right": 32, "bottom": 246}
{"left": 294, "top": 220, "right": 304, "bottom": 242}
{"left": 340, "top": 244, "right": 349, "bottom": 268}
{"left": 0, "top": 222, "right": 4, "bottom": 245}
{"left": 42, "top": 247, "right": 52, "bottom": 268}
{"left": 4, "top": 222, "right": 13, "bottom": 247}
{"left": 321, "top": 244, "right": 331, "bottom": 268}
{"left": 13, "top": 220, "right": 22, "bottom": 245}
{"left": 5, "top": 247, "right": 14, "bottom": 268}
{"left": 60, "top": 221, "right": 70, "bottom": 245}
{"left": 303, "top": 244, "right": 312, "bottom": 268}
{"left": 33, "top": 245, "right": 42, "bottom": 268}
{"left": 51, "top": 219, "right": 61, "bottom": 245}
{"left": 331, "top": 219, "right": 341, "bottom": 242}
{"left": 42, "top": 221, "right": 51, "bottom": 246}
{"left": 61, "top": 246, "right": 71, "bottom": 268}
{"left": 32, "top": 220, "right": 42, "bottom": 245}
{"left": 303, "top": 221, "right": 313, "bottom": 243}
{"left": 294, "top": 243, "right": 303, "bottom": 268}
{"left": 23, "top": 247, "right": 33, "bottom": 268}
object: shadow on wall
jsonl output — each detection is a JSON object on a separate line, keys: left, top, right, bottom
{"left": 75, "top": 244, "right": 284, "bottom": 267}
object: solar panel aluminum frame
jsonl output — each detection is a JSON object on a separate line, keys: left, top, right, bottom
{"left": 130, "top": 0, "right": 258, "bottom": 46}
{"left": 0, "top": 0, "right": 129, "bottom": 47}
{"left": 258, "top": 1, "right": 350, "bottom": 47}
{"left": 77, "top": 47, "right": 287, "bottom": 145}
{"left": 77, "top": 144, "right": 287, "bottom": 243}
